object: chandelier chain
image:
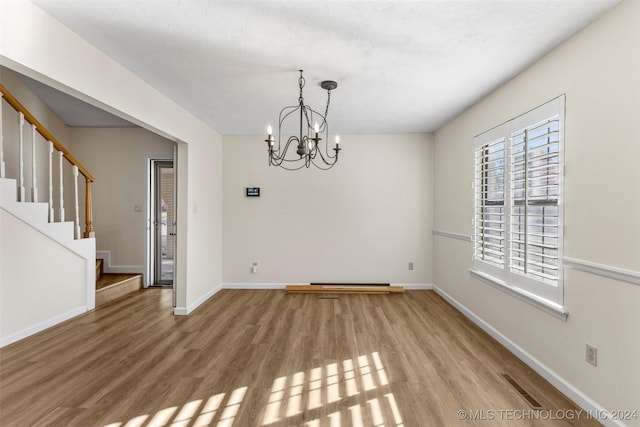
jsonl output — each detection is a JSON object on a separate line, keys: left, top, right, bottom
{"left": 323, "top": 89, "right": 331, "bottom": 126}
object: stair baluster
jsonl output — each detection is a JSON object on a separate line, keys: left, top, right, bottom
{"left": 0, "top": 92, "right": 4, "bottom": 178}
{"left": 84, "top": 179, "right": 94, "bottom": 238}
{"left": 18, "top": 112, "right": 25, "bottom": 201}
{"left": 48, "top": 141, "right": 54, "bottom": 222}
{"left": 31, "top": 123, "right": 38, "bottom": 202}
{"left": 73, "top": 165, "right": 80, "bottom": 239}
{"left": 59, "top": 151, "right": 65, "bottom": 222}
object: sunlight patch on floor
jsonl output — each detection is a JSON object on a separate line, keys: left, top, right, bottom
{"left": 349, "top": 404, "right": 364, "bottom": 426}
{"left": 217, "top": 387, "right": 247, "bottom": 427}
{"left": 308, "top": 367, "right": 323, "bottom": 410}
{"left": 193, "top": 394, "right": 226, "bottom": 427}
{"left": 173, "top": 399, "right": 202, "bottom": 426}
{"left": 124, "top": 415, "right": 148, "bottom": 427}
{"left": 104, "top": 352, "right": 403, "bottom": 427}
{"left": 286, "top": 371, "right": 305, "bottom": 417}
{"left": 385, "top": 393, "right": 404, "bottom": 427}
{"left": 261, "top": 351, "right": 404, "bottom": 426}
{"left": 326, "top": 362, "right": 341, "bottom": 403}
{"left": 147, "top": 406, "right": 178, "bottom": 427}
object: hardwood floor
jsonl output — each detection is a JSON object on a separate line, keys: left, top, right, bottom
{"left": 0, "top": 290, "right": 599, "bottom": 427}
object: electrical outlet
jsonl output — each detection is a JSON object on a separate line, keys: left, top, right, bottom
{"left": 408, "top": 262, "right": 414, "bottom": 271}
{"left": 586, "top": 344, "right": 597, "bottom": 367}
{"left": 251, "top": 262, "right": 258, "bottom": 274}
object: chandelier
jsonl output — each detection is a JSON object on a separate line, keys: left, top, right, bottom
{"left": 265, "top": 70, "right": 340, "bottom": 170}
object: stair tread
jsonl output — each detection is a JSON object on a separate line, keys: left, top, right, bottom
{"left": 96, "top": 273, "right": 141, "bottom": 290}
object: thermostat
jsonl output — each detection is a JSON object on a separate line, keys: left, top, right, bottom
{"left": 246, "top": 187, "right": 260, "bottom": 197}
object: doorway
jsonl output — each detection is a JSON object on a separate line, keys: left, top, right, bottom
{"left": 149, "top": 160, "right": 175, "bottom": 288}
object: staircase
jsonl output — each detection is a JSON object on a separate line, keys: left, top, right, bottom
{"left": 0, "top": 83, "right": 96, "bottom": 347}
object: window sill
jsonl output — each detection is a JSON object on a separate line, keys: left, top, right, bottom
{"left": 469, "top": 269, "right": 568, "bottom": 321}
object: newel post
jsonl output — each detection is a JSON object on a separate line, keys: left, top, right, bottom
{"left": 84, "top": 178, "right": 95, "bottom": 238}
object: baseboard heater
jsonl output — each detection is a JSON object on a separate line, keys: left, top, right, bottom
{"left": 285, "top": 283, "right": 404, "bottom": 294}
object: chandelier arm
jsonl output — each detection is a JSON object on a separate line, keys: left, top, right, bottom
{"left": 269, "top": 136, "right": 299, "bottom": 167}
{"left": 310, "top": 155, "right": 337, "bottom": 170}
{"left": 274, "top": 138, "right": 308, "bottom": 170}
{"left": 272, "top": 161, "right": 307, "bottom": 171}
{"left": 313, "top": 144, "right": 337, "bottom": 166}
{"left": 277, "top": 161, "right": 307, "bottom": 171}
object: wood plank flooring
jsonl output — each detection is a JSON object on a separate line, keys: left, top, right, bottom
{"left": 0, "top": 290, "right": 599, "bottom": 427}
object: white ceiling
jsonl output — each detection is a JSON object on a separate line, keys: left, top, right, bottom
{"left": 29, "top": 0, "right": 619, "bottom": 135}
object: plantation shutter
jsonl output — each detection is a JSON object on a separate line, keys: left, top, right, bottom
{"left": 474, "top": 138, "right": 506, "bottom": 267}
{"left": 509, "top": 117, "right": 560, "bottom": 285}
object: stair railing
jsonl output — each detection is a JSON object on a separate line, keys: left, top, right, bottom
{"left": 0, "top": 83, "right": 95, "bottom": 239}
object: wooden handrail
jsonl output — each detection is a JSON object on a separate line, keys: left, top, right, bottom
{"left": 0, "top": 84, "right": 94, "bottom": 182}
{"left": 1, "top": 83, "right": 95, "bottom": 238}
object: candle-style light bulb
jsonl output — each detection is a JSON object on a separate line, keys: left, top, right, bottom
{"left": 314, "top": 122, "right": 319, "bottom": 134}
{"left": 335, "top": 135, "right": 340, "bottom": 146}
{"left": 267, "top": 125, "right": 272, "bottom": 136}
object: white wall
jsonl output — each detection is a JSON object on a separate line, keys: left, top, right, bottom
{"left": 0, "top": 1, "right": 223, "bottom": 314}
{"left": 0, "top": 210, "right": 86, "bottom": 345}
{"left": 223, "top": 133, "right": 434, "bottom": 285}
{"left": 433, "top": 1, "right": 640, "bottom": 424}
{"left": 70, "top": 127, "right": 174, "bottom": 269}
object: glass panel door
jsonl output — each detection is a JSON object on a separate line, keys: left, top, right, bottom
{"left": 155, "top": 161, "right": 174, "bottom": 286}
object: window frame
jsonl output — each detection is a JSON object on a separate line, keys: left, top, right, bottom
{"left": 472, "top": 96, "right": 566, "bottom": 313}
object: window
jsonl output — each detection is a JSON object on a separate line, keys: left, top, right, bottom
{"left": 473, "top": 96, "right": 565, "bottom": 310}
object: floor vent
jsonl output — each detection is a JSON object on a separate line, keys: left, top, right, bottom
{"left": 500, "top": 373, "right": 543, "bottom": 409}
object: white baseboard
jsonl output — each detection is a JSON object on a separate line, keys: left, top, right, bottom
{"left": 96, "top": 250, "right": 143, "bottom": 274}
{"left": 432, "top": 285, "right": 624, "bottom": 427}
{"left": 221, "top": 283, "right": 434, "bottom": 290}
{"left": 0, "top": 306, "right": 87, "bottom": 348}
{"left": 174, "top": 284, "right": 222, "bottom": 316}
{"left": 222, "top": 283, "right": 286, "bottom": 290}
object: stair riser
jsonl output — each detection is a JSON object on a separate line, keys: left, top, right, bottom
{"left": 96, "top": 276, "right": 142, "bottom": 306}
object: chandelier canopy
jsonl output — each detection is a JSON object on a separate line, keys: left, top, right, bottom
{"left": 265, "top": 70, "right": 340, "bottom": 170}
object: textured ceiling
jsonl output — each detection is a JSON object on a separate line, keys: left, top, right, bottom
{"left": 30, "top": 0, "right": 618, "bottom": 134}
